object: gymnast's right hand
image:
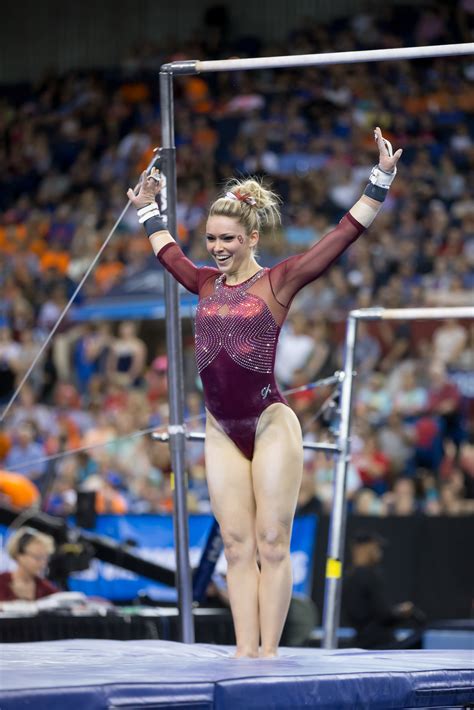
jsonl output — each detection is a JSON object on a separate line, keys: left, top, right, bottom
{"left": 127, "top": 167, "right": 162, "bottom": 208}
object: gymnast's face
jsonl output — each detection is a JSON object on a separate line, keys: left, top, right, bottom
{"left": 205, "top": 216, "right": 258, "bottom": 274}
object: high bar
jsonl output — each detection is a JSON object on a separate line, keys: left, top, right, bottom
{"left": 350, "top": 306, "right": 474, "bottom": 321}
{"left": 163, "top": 43, "right": 474, "bottom": 75}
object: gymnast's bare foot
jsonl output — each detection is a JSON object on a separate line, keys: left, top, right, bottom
{"left": 233, "top": 649, "right": 259, "bottom": 659}
{"left": 259, "top": 648, "right": 278, "bottom": 658}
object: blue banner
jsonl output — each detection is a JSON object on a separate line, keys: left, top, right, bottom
{"left": 0, "top": 514, "right": 317, "bottom": 602}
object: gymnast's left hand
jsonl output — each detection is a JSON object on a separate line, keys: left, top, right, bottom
{"left": 127, "top": 167, "right": 162, "bottom": 208}
{"left": 374, "top": 126, "right": 403, "bottom": 173}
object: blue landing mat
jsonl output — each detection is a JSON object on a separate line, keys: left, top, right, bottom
{"left": 0, "top": 640, "right": 472, "bottom": 709}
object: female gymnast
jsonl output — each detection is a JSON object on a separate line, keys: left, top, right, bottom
{"left": 128, "top": 127, "right": 402, "bottom": 658}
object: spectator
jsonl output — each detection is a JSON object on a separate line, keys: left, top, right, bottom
{"left": 0, "top": 527, "right": 57, "bottom": 602}
{"left": 393, "top": 368, "right": 428, "bottom": 422}
{"left": 432, "top": 319, "right": 468, "bottom": 368}
{"left": 4, "top": 421, "right": 47, "bottom": 484}
{"left": 355, "top": 372, "right": 392, "bottom": 427}
{"left": 106, "top": 321, "right": 146, "bottom": 388}
{"left": 275, "top": 313, "right": 316, "bottom": 388}
{"left": 383, "top": 478, "right": 419, "bottom": 516}
{"left": 343, "top": 531, "right": 424, "bottom": 649}
{"left": 427, "top": 360, "right": 465, "bottom": 452}
{"left": 353, "top": 430, "right": 390, "bottom": 495}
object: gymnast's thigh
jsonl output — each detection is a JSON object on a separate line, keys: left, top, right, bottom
{"left": 204, "top": 410, "right": 255, "bottom": 532}
{"left": 251, "top": 403, "right": 303, "bottom": 528}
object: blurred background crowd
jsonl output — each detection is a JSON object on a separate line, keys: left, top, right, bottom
{"left": 0, "top": 0, "right": 473, "bottom": 522}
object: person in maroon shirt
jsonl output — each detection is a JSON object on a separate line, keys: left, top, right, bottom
{"left": 127, "top": 128, "right": 402, "bottom": 658}
{"left": 427, "top": 360, "right": 465, "bottom": 453}
{"left": 0, "top": 527, "right": 57, "bottom": 602}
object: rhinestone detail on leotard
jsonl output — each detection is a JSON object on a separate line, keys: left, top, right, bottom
{"left": 195, "top": 269, "right": 279, "bottom": 374}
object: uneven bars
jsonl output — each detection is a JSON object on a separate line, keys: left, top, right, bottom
{"left": 350, "top": 306, "right": 474, "bottom": 321}
{"left": 164, "top": 43, "right": 474, "bottom": 75}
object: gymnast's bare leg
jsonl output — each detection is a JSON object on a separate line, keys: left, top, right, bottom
{"left": 205, "top": 411, "right": 260, "bottom": 658}
{"left": 252, "top": 403, "right": 303, "bottom": 657}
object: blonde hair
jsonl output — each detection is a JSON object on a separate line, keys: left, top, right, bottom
{"left": 209, "top": 178, "right": 281, "bottom": 235}
{"left": 6, "top": 527, "right": 55, "bottom": 560}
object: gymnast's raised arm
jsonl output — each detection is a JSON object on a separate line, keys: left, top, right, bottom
{"left": 270, "top": 127, "right": 403, "bottom": 307}
{"left": 127, "top": 169, "right": 216, "bottom": 295}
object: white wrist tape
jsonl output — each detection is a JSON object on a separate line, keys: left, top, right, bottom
{"left": 137, "top": 203, "right": 160, "bottom": 224}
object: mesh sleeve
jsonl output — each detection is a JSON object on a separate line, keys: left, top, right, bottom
{"left": 156, "top": 242, "right": 218, "bottom": 295}
{"left": 269, "top": 213, "right": 365, "bottom": 307}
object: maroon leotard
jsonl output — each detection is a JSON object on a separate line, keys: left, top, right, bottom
{"left": 157, "top": 213, "right": 364, "bottom": 459}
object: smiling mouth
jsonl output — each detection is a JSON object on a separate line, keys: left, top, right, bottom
{"left": 215, "top": 255, "right": 231, "bottom": 264}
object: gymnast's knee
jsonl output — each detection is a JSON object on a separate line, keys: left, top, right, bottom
{"left": 257, "top": 527, "right": 290, "bottom": 566}
{"left": 222, "top": 532, "right": 257, "bottom": 567}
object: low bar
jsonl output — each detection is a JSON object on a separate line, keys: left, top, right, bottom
{"left": 184, "top": 43, "right": 474, "bottom": 75}
{"left": 151, "top": 430, "right": 339, "bottom": 453}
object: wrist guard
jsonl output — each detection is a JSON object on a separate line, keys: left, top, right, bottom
{"left": 137, "top": 203, "right": 167, "bottom": 237}
{"left": 364, "top": 164, "right": 397, "bottom": 202}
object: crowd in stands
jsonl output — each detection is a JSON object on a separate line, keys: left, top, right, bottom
{"left": 0, "top": 1, "right": 473, "bottom": 520}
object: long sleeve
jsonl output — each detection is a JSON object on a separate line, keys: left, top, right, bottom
{"left": 156, "top": 242, "right": 218, "bottom": 295}
{"left": 269, "top": 213, "right": 365, "bottom": 307}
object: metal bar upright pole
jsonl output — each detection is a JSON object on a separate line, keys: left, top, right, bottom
{"left": 159, "top": 69, "right": 194, "bottom": 644}
{"left": 322, "top": 314, "right": 358, "bottom": 649}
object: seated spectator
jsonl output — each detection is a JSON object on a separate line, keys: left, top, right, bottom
{"left": 352, "top": 488, "right": 386, "bottom": 516}
{"left": 6, "top": 384, "right": 58, "bottom": 441}
{"left": 410, "top": 414, "right": 444, "bottom": 474}
{"left": 355, "top": 372, "right": 392, "bottom": 427}
{"left": 377, "top": 412, "right": 415, "bottom": 476}
{"left": 427, "top": 360, "right": 465, "bottom": 452}
{"left": 0, "top": 527, "right": 57, "bottom": 602}
{"left": 39, "top": 239, "right": 70, "bottom": 275}
{"left": 393, "top": 368, "right": 427, "bottom": 422}
{"left": 4, "top": 421, "right": 47, "bottom": 485}
{"left": 439, "top": 472, "right": 474, "bottom": 515}
{"left": 353, "top": 431, "right": 390, "bottom": 495}
{"left": 383, "top": 477, "right": 419, "bottom": 516}
{"left": 343, "top": 531, "right": 424, "bottom": 649}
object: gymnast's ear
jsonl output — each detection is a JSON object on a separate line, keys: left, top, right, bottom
{"left": 249, "top": 230, "right": 259, "bottom": 249}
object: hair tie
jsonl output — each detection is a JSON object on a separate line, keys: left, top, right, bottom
{"left": 225, "top": 190, "right": 257, "bottom": 207}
